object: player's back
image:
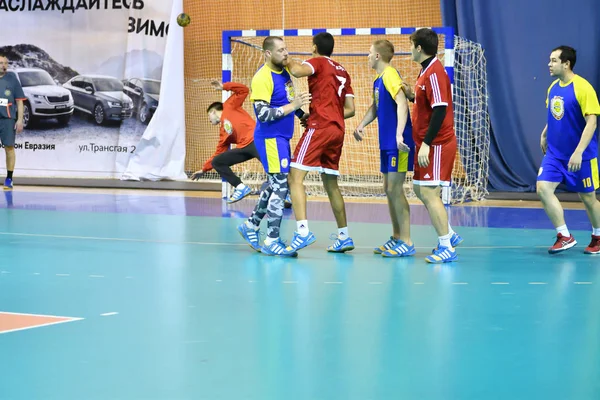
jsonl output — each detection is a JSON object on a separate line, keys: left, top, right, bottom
{"left": 304, "top": 57, "right": 353, "bottom": 130}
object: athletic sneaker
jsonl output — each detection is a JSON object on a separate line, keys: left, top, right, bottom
{"left": 382, "top": 240, "right": 416, "bottom": 257}
{"left": 3, "top": 178, "right": 12, "bottom": 190}
{"left": 374, "top": 237, "right": 399, "bottom": 254}
{"left": 584, "top": 235, "right": 600, "bottom": 255}
{"left": 327, "top": 235, "right": 355, "bottom": 253}
{"left": 228, "top": 185, "right": 252, "bottom": 204}
{"left": 432, "top": 232, "right": 464, "bottom": 252}
{"left": 425, "top": 246, "right": 457, "bottom": 263}
{"left": 286, "top": 231, "right": 316, "bottom": 252}
{"left": 548, "top": 233, "right": 577, "bottom": 254}
{"left": 284, "top": 193, "right": 292, "bottom": 209}
{"left": 237, "top": 222, "right": 261, "bottom": 252}
{"left": 261, "top": 238, "right": 298, "bottom": 257}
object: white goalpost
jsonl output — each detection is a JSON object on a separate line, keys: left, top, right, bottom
{"left": 206, "top": 27, "right": 489, "bottom": 205}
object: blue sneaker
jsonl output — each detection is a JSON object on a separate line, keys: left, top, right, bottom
{"left": 374, "top": 236, "right": 399, "bottom": 254}
{"left": 425, "top": 245, "right": 457, "bottom": 263}
{"left": 237, "top": 222, "right": 261, "bottom": 252}
{"left": 284, "top": 193, "right": 292, "bottom": 209}
{"left": 261, "top": 238, "right": 298, "bottom": 257}
{"left": 228, "top": 185, "right": 252, "bottom": 204}
{"left": 433, "top": 232, "right": 464, "bottom": 252}
{"left": 286, "top": 231, "right": 316, "bottom": 252}
{"left": 327, "top": 235, "right": 355, "bottom": 253}
{"left": 3, "top": 178, "right": 12, "bottom": 190}
{"left": 382, "top": 240, "right": 416, "bottom": 257}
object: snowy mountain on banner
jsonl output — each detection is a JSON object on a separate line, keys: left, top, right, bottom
{"left": 95, "top": 50, "right": 163, "bottom": 81}
{"left": 0, "top": 44, "right": 78, "bottom": 84}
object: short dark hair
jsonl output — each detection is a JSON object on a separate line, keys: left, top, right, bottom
{"left": 313, "top": 32, "right": 334, "bottom": 57}
{"left": 206, "top": 102, "right": 223, "bottom": 113}
{"left": 410, "top": 28, "right": 438, "bottom": 57}
{"left": 552, "top": 45, "right": 577, "bottom": 70}
{"left": 263, "top": 36, "right": 283, "bottom": 51}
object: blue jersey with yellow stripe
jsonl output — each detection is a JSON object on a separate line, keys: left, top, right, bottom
{"left": 250, "top": 64, "right": 295, "bottom": 140}
{"left": 374, "top": 66, "right": 413, "bottom": 151}
{"left": 546, "top": 75, "right": 600, "bottom": 161}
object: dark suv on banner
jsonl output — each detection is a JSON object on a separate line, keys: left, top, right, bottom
{"left": 63, "top": 75, "right": 133, "bottom": 125}
{"left": 123, "top": 78, "right": 160, "bottom": 125}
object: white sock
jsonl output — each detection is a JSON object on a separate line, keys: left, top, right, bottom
{"left": 593, "top": 227, "right": 600, "bottom": 236}
{"left": 264, "top": 236, "right": 277, "bottom": 246}
{"left": 556, "top": 225, "right": 570, "bottom": 237}
{"left": 245, "top": 220, "right": 258, "bottom": 230}
{"left": 338, "top": 227, "right": 349, "bottom": 239}
{"left": 448, "top": 222, "right": 455, "bottom": 236}
{"left": 439, "top": 232, "right": 454, "bottom": 250}
{"left": 297, "top": 220, "right": 309, "bottom": 236}
{"left": 236, "top": 183, "right": 246, "bottom": 190}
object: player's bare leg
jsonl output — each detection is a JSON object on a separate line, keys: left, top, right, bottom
{"left": 578, "top": 191, "right": 600, "bottom": 254}
{"left": 537, "top": 180, "right": 576, "bottom": 253}
{"left": 414, "top": 185, "right": 457, "bottom": 262}
{"left": 379, "top": 172, "right": 416, "bottom": 257}
{"left": 322, "top": 173, "right": 354, "bottom": 252}
{"left": 288, "top": 167, "right": 309, "bottom": 220}
{"left": 385, "top": 172, "right": 411, "bottom": 244}
{"left": 285, "top": 167, "right": 316, "bottom": 252}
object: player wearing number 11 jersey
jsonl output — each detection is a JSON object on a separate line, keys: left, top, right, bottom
{"left": 285, "top": 32, "right": 357, "bottom": 254}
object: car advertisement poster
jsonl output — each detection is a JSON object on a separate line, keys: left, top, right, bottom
{"left": 0, "top": 0, "right": 172, "bottom": 178}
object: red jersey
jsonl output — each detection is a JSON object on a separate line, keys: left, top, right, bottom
{"left": 303, "top": 57, "right": 354, "bottom": 130}
{"left": 203, "top": 82, "right": 256, "bottom": 172}
{"left": 411, "top": 58, "right": 455, "bottom": 145}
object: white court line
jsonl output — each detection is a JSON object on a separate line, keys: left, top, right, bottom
{"left": 1, "top": 271, "right": 10, "bottom": 274}
{"left": 100, "top": 312, "right": 118, "bottom": 316}
{"left": 529, "top": 282, "right": 547, "bottom": 285}
{"left": 574, "top": 282, "right": 593, "bottom": 285}
{"left": 414, "top": 282, "right": 425, "bottom": 285}
{"left": 89, "top": 275, "right": 104, "bottom": 278}
{"left": 56, "top": 274, "right": 70, "bottom": 277}
{"left": 452, "top": 282, "right": 469, "bottom": 285}
{"left": 248, "top": 280, "right": 256, "bottom": 283}
{"left": 325, "top": 281, "right": 343, "bottom": 284}
{"left": 491, "top": 282, "right": 510, "bottom": 285}
{"left": 0, "top": 232, "right": 550, "bottom": 249}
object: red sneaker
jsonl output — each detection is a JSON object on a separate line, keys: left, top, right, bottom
{"left": 584, "top": 235, "right": 600, "bottom": 255}
{"left": 548, "top": 233, "right": 577, "bottom": 254}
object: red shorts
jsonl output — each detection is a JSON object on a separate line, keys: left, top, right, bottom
{"left": 291, "top": 126, "right": 344, "bottom": 175}
{"left": 413, "top": 137, "right": 456, "bottom": 187}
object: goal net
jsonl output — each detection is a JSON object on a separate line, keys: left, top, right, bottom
{"left": 199, "top": 28, "right": 490, "bottom": 204}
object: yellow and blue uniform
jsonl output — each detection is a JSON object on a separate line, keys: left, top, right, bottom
{"left": 373, "top": 66, "right": 414, "bottom": 174}
{"left": 539, "top": 75, "right": 600, "bottom": 192}
{"left": 250, "top": 64, "right": 296, "bottom": 174}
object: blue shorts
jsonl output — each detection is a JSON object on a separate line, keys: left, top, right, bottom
{"left": 380, "top": 150, "right": 412, "bottom": 174}
{"left": 254, "top": 136, "right": 291, "bottom": 174}
{"left": 537, "top": 155, "right": 599, "bottom": 193}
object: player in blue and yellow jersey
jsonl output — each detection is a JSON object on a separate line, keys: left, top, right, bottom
{"left": 237, "top": 36, "right": 311, "bottom": 257}
{"left": 353, "top": 40, "right": 416, "bottom": 257}
{"left": 537, "top": 45, "right": 600, "bottom": 254}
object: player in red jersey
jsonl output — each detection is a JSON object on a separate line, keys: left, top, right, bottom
{"left": 284, "top": 32, "right": 356, "bottom": 253}
{"left": 403, "top": 28, "right": 462, "bottom": 263}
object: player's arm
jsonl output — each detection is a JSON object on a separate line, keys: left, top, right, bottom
{"left": 568, "top": 114, "right": 597, "bottom": 172}
{"left": 344, "top": 95, "right": 355, "bottom": 119}
{"left": 221, "top": 81, "right": 250, "bottom": 108}
{"left": 353, "top": 101, "right": 375, "bottom": 141}
{"left": 286, "top": 59, "right": 314, "bottom": 78}
{"left": 394, "top": 90, "right": 410, "bottom": 152}
{"left": 15, "top": 81, "right": 26, "bottom": 133}
{"left": 540, "top": 124, "right": 548, "bottom": 154}
{"left": 254, "top": 93, "right": 311, "bottom": 123}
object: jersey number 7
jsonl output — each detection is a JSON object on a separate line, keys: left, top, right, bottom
{"left": 336, "top": 75, "right": 347, "bottom": 97}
